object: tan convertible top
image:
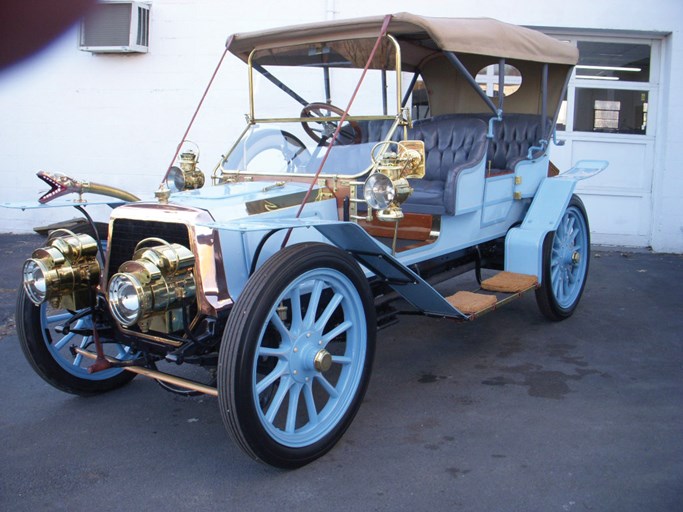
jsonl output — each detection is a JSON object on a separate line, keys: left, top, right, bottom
{"left": 227, "top": 12, "right": 578, "bottom": 66}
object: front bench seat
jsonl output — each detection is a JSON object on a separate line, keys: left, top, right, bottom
{"left": 403, "top": 116, "right": 488, "bottom": 215}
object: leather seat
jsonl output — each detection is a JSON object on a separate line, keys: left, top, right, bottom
{"left": 403, "top": 116, "right": 488, "bottom": 215}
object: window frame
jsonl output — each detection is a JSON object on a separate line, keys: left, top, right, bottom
{"left": 548, "top": 34, "right": 660, "bottom": 139}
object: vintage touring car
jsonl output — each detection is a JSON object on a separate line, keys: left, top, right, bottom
{"left": 8, "top": 13, "right": 607, "bottom": 467}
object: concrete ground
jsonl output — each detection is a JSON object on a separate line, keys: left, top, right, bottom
{"left": 0, "top": 233, "right": 681, "bottom": 512}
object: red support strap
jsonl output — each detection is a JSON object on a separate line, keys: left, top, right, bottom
{"left": 281, "top": 14, "right": 393, "bottom": 247}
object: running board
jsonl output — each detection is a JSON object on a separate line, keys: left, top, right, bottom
{"left": 74, "top": 348, "right": 218, "bottom": 397}
{"left": 315, "top": 223, "right": 539, "bottom": 321}
{"left": 445, "top": 272, "right": 539, "bottom": 321}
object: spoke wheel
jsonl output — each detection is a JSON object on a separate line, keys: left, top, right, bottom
{"left": 16, "top": 286, "right": 136, "bottom": 395}
{"left": 218, "top": 243, "right": 376, "bottom": 468}
{"left": 300, "top": 102, "right": 362, "bottom": 146}
{"left": 535, "top": 194, "right": 590, "bottom": 321}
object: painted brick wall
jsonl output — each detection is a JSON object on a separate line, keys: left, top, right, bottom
{"left": 1, "top": 0, "right": 681, "bottom": 252}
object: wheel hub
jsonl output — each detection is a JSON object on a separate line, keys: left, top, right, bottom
{"left": 290, "top": 331, "right": 330, "bottom": 382}
{"left": 314, "top": 349, "right": 332, "bottom": 372}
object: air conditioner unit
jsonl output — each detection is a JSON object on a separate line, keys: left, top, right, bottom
{"left": 79, "top": 1, "right": 150, "bottom": 53}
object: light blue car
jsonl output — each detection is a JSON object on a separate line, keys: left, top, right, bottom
{"left": 10, "top": 13, "right": 607, "bottom": 468}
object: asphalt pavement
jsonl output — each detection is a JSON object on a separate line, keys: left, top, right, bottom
{"left": 0, "top": 233, "right": 681, "bottom": 512}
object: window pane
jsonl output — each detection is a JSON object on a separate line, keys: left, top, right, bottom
{"left": 574, "top": 88, "right": 648, "bottom": 134}
{"left": 475, "top": 64, "right": 522, "bottom": 98}
{"left": 411, "top": 79, "right": 430, "bottom": 120}
{"left": 576, "top": 41, "right": 650, "bottom": 82}
{"left": 556, "top": 91, "right": 568, "bottom": 131}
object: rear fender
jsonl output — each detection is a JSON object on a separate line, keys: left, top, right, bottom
{"left": 504, "top": 160, "right": 608, "bottom": 283}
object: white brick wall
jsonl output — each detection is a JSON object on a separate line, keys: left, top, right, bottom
{"left": 1, "top": 0, "right": 681, "bottom": 252}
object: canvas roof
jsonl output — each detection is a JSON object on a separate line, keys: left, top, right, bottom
{"left": 227, "top": 13, "right": 578, "bottom": 66}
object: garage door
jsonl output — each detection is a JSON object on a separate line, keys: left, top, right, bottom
{"left": 549, "top": 35, "right": 661, "bottom": 247}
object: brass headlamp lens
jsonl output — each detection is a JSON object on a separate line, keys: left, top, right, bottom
{"left": 108, "top": 274, "right": 144, "bottom": 326}
{"left": 22, "top": 259, "right": 49, "bottom": 304}
{"left": 363, "top": 173, "right": 395, "bottom": 210}
{"left": 166, "top": 166, "right": 186, "bottom": 193}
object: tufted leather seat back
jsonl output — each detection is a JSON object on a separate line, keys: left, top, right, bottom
{"left": 488, "top": 114, "right": 551, "bottom": 170}
{"left": 402, "top": 116, "right": 488, "bottom": 215}
{"left": 460, "top": 113, "right": 551, "bottom": 171}
{"left": 357, "top": 119, "right": 400, "bottom": 144}
{"left": 409, "top": 116, "right": 488, "bottom": 182}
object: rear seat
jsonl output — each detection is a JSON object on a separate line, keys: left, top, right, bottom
{"left": 464, "top": 113, "right": 552, "bottom": 175}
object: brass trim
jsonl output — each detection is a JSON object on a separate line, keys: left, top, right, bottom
{"left": 75, "top": 348, "right": 218, "bottom": 397}
{"left": 107, "top": 205, "right": 233, "bottom": 317}
{"left": 251, "top": 114, "right": 397, "bottom": 124}
{"left": 385, "top": 34, "right": 402, "bottom": 115}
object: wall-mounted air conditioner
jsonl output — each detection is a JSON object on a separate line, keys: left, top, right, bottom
{"left": 79, "top": 1, "right": 150, "bottom": 53}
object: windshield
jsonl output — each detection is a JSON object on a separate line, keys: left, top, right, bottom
{"left": 220, "top": 37, "right": 410, "bottom": 177}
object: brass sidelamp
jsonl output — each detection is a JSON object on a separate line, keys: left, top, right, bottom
{"left": 363, "top": 140, "right": 425, "bottom": 222}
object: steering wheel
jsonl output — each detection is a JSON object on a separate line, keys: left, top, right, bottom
{"left": 300, "top": 102, "right": 362, "bottom": 146}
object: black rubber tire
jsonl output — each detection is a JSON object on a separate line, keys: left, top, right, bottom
{"left": 535, "top": 194, "right": 590, "bottom": 321}
{"left": 16, "top": 286, "right": 135, "bottom": 396}
{"left": 218, "top": 243, "right": 376, "bottom": 468}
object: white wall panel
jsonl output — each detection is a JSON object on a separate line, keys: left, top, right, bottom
{"left": 0, "top": 0, "right": 681, "bottom": 252}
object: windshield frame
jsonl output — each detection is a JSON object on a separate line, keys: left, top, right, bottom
{"left": 214, "top": 34, "right": 409, "bottom": 182}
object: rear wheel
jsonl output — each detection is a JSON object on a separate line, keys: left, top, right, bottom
{"left": 535, "top": 195, "right": 590, "bottom": 321}
{"left": 218, "top": 243, "right": 376, "bottom": 468}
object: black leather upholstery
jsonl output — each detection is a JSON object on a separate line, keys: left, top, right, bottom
{"left": 461, "top": 113, "right": 551, "bottom": 171}
{"left": 489, "top": 114, "right": 551, "bottom": 170}
{"left": 404, "top": 116, "right": 488, "bottom": 215}
{"left": 357, "top": 119, "right": 400, "bottom": 144}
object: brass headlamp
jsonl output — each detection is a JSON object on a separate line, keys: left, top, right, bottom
{"left": 22, "top": 229, "right": 101, "bottom": 310}
{"left": 166, "top": 142, "right": 205, "bottom": 193}
{"left": 363, "top": 140, "right": 425, "bottom": 222}
{"left": 107, "top": 238, "right": 196, "bottom": 332}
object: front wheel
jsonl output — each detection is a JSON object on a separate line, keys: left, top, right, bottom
{"left": 218, "top": 243, "right": 376, "bottom": 468}
{"left": 16, "top": 286, "right": 136, "bottom": 395}
{"left": 535, "top": 195, "right": 590, "bottom": 321}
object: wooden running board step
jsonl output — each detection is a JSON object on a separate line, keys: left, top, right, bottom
{"left": 445, "top": 272, "right": 539, "bottom": 317}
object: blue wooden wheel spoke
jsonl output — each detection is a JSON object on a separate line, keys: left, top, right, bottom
{"left": 40, "top": 305, "right": 136, "bottom": 380}
{"left": 252, "top": 268, "right": 367, "bottom": 448}
{"left": 549, "top": 206, "right": 589, "bottom": 309}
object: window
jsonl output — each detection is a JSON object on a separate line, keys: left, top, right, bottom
{"left": 476, "top": 64, "right": 522, "bottom": 98}
{"left": 576, "top": 42, "right": 650, "bottom": 82}
{"left": 410, "top": 79, "right": 429, "bottom": 120}
{"left": 552, "top": 37, "right": 655, "bottom": 136}
{"left": 574, "top": 89, "right": 648, "bottom": 134}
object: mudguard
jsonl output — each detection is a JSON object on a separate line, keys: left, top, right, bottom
{"left": 504, "top": 160, "right": 608, "bottom": 282}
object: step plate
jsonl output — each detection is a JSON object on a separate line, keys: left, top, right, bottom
{"left": 481, "top": 271, "right": 538, "bottom": 293}
{"left": 446, "top": 291, "right": 497, "bottom": 315}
